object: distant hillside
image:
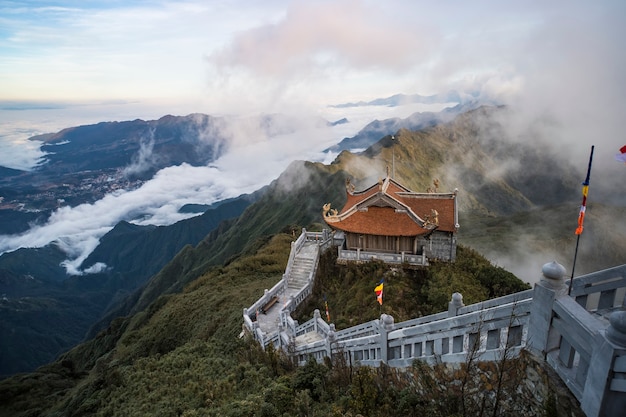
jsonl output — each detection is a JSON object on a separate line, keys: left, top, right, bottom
{"left": 0, "top": 194, "right": 256, "bottom": 377}
{"left": 85, "top": 104, "right": 626, "bottom": 353}
{"left": 0, "top": 104, "right": 616, "bottom": 416}
{"left": 0, "top": 112, "right": 330, "bottom": 235}
{"left": 330, "top": 90, "right": 479, "bottom": 108}
{"left": 101, "top": 160, "right": 350, "bottom": 324}
{"left": 32, "top": 114, "right": 227, "bottom": 176}
{"left": 326, "top": 101, "right": 484, "bottom": 153}
{"left": 0, "top": 230, "right": 578, "bottom": 417}
{"left": 2, "top": 104, "right": 624, "bottom": 380}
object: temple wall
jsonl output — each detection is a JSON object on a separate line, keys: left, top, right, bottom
{"left": 345, "top": 231, "right": 456, "bottom": 262}
{"left": 345, "top": 233, "right": 421, "bottom": 254}
{"left": 419, "top": 231, "right": 456, "bottom": 262}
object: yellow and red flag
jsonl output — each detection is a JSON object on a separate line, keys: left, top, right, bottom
{"left": 323, "top": 295, "right": 330, "bottom": 322}
{"left": 575, "top": 146, "right": 594, "bottom": 235}
{"left": 374, "top": 281, "right": 384, "bottom": 305}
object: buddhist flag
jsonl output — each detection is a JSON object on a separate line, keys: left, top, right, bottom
{"left": 374, "top": 281, "right": 384, "bottom": 305}
{"left": 324, "top": 294, "right": 330, "bottom": 322}
{"left": 615, "top": 145, "right": 626, "bottom": 164}
{"left": 575, "top": 146, "right": 594, "bottom": 235}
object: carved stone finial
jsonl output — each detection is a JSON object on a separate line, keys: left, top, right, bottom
{"left": 451, "top": 292, "right": 464, "bottom": 308}
{"left": 540, "top": 261, "right": 567, "bottom": 290}
{"left": 607, "top": 310, "right": 626, "bottom": 346}
{"left": 327, "top": 328, "right": 336, "bottom": 342}
{"left": 381, "top": 313, "right": 394, "bottom": 331}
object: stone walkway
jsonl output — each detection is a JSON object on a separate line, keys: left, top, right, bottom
{"left": 256, "top": 241, "right": 320, "bottom": 337}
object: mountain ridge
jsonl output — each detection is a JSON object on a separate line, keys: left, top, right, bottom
{"left": 1, "top": 104, "right": 624, "bottom": 379}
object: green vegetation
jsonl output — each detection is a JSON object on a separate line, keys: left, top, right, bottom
{"left": 0, "top": 106, "right": 615, "bottom": 415}
{"left": 3, "top": 231, "right": 581, "bottom": 417}
{"left": 293, "top": 245, "right": 529, "bottom": 328}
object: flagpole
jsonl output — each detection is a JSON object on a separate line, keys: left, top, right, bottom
{"left": 568, "top": 145, "right": 594, "bottom": 295}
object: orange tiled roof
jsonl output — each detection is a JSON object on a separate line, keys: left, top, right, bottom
{"left": 324, "top": 177, "right": 457, "bottom": 236}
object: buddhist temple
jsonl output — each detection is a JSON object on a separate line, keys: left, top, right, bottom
{"left": 323, "top": 174, "right": 459, "bottom": 265}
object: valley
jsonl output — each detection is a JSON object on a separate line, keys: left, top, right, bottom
{"left": 0, "top": 104, "right": 624, "bottom": 379}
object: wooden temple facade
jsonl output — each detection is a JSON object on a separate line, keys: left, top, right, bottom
{"left": 323, "top": 175, "right": 459, "bottom": 265}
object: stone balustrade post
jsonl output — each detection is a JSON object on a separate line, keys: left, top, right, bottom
{"left": 313, "top": 309, "right": 321, "bottom": 333}
{"left": 448, "top": 292, "right": 464, "bottom": 317}
{"left": 581, "top": 310, "right": 626, "bottom": 417}
{"left": 528, "top": 261, "right": 567, "bottom": 356}
{"left": 379, "top": 314, "right": 394, "bottom": 364}
{"left": 326, "top": 323, "right": 336, "bottom": 359}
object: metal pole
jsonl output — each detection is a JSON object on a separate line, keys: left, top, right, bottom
{"left": 569, "top": 234, "right": 581, "bottom": 295}
{"left": 568, "top": 145, "right": 594, "bottom": 295}
{"left": 391, "top": 135, "right": 395, "bottom": 178}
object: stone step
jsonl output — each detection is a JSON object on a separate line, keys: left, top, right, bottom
{"left": 288, "top": 277, "right": 308, "bottom": 285}
{"left": 291, "top": 268, "right": 309, "bottom": 276}
{"left": 286, "top": 242, "right": 318, "bottom": 288}
{"left": 289, "top": 274, "right": 308, "bottom": 280}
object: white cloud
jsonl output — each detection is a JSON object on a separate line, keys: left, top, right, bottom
{"left": 0, "top": 108, "right": 375, "bottom": 273}
{"left": 209, "top": 0, "right": 438, "bottom": 77}
{"left": 0, "top": 0, "right": 624, "bottom": 276}
{"left": 123, "top": 128, "right": 157, "bottom": 177}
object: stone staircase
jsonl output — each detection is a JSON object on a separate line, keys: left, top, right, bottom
{"left": 287, "top": 242, "right": 318, "bottom": 290}
{"left": 243, "top": 233, "right": 325, "bottom": 343}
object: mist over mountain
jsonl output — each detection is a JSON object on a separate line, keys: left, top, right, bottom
{"left": 330, "top": 90, "right": 480, "bottom": 108}
{"left": 0, "top": 194, "right": 255, "bottom": 377}
{"left": 0, "top": 112, "right": 336, "bottom": 236}
{"left": 1, "top": 103, "right": 624, "bottom": 381}
{"left": 326, "top": 101, "right": 491, "bottom": 153}
{"left": 0, "top": 104, "right": 620, "bottom": 415}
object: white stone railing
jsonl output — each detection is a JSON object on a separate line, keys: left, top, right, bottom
{"left": 283, "top": 231, "right": 307, "bottom": 283}
{"left": 242, "top": 228, "right": 332, "bottom": 342}
{"left": 292, "top": 291, "right": 532, "bottom": 367}
{"left": 334, "top": 319, "right": 379, "bottom": 341}
{"left": 244, "top": 276, "right": 287, "bottom": 320}
{"left": 243, "top": 228, "right": 626, "bottom": 416}
{"left": 569, "top": 264, "right": 626, "bottom": 313}
{"left": 338, "top": 248, "right": 428, "bottom": 266}
{"left": 528, "top": 263, "right": 626, "bottom": 417}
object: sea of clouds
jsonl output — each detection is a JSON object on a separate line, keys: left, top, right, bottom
{"left": 0, "top": 100, "right": 451, "bottom": 275}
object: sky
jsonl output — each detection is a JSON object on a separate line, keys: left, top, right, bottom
{"left": 0, "top": 1, "right": 620, "bottom": 113}
{"left": 1, "top": 0, "right": 624, "bottom": 163}
{"left": 0, "top": 0, "right": 625, "bottom": 280}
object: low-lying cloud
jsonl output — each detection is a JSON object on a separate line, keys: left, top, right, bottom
{"left": 0, "top": 107, "right": 380, "bottom": 274}
{"left": 123, "top": 128, "right": 157, "bottom": 177}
